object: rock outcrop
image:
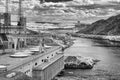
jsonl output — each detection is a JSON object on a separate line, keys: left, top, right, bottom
{"left": 64, "top": 56, "right": 100, "bottom": 69}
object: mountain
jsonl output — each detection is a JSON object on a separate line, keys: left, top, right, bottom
{"left": 77, "top": 14, "right": 120, "bottom": 35}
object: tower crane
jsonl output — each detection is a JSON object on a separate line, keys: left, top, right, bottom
{"left": 4, "top": 0, "right": 10, "bottom": 34}
{"left": 17, "top": 0, "right": 26, "bottom": 34}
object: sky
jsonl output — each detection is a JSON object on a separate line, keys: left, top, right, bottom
{"left": 0, "top": 0, "right": 120, "bottom": 24}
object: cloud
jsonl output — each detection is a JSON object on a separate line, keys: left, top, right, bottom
{"left": 73, "top": 0, "right": 94, "bottom": 4}
{"left": 42, "top": 2, "right": 66, "bottom": 7}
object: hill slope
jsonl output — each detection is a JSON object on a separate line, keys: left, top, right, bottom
{"left": 77, "top": 14, "right": 120, "bottom": 35}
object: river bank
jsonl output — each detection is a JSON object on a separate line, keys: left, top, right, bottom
{"left": 71, "top": 33, "right": 120, "bottom": 42}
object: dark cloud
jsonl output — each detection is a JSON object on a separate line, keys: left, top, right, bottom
{"left": 45, "top": 0, "right": 72, "bottom": 2}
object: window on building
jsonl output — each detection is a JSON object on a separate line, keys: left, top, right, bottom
{"left": 12, "top": 44, "right": 14, "bottom": 48}
{"left": 35, "top": 63, "right": 37, "bottom": 66}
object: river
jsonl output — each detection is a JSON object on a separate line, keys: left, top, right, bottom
{"left": 59, "top": 37, "right": 120, "bottom": 80}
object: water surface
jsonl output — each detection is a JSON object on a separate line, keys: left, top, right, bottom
{"left": 64, "top": 38, "right": 120, "bottom": 75}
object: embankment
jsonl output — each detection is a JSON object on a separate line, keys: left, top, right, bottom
{"left": 71, "top": 33, "right": 120, "bottom": 42}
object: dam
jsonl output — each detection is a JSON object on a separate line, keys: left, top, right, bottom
{"left": 0, "top": 0, "right": 73, "bottom": 80}
{"left": 0, "top": 33, "right": 65, "bottom": 80}
{"left": 0, "top": 8, "right": 65, "bottom": 80}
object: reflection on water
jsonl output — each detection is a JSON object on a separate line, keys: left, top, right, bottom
{"left": 64, "top": 38, "right": 120, "bottom": 74}
{"left": 92, "top": 39, "right": 120, "bottom": 47}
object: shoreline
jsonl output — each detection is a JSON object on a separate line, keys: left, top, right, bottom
{"left": 71, "top": 33, "right": 120, "bottom": 42}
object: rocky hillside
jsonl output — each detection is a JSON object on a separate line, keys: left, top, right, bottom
{"left": 77, "top": 14, "right": 120, "bottom": 35}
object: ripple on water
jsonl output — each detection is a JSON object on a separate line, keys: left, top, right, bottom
{"left": 62, "top": 38, "right": 120, "bottom": 80}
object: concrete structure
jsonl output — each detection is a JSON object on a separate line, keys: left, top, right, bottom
{"left": 0, "top": 46, "right": 64, "bottom": 79}
{"left": 0, "top": 27, "right": 64, "bottom": 79}
{"left": 33, "top": 53, "right": 64, "bottom": 80}
{"left": 0, "top": 0, "right": 65, "bottom": 79}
